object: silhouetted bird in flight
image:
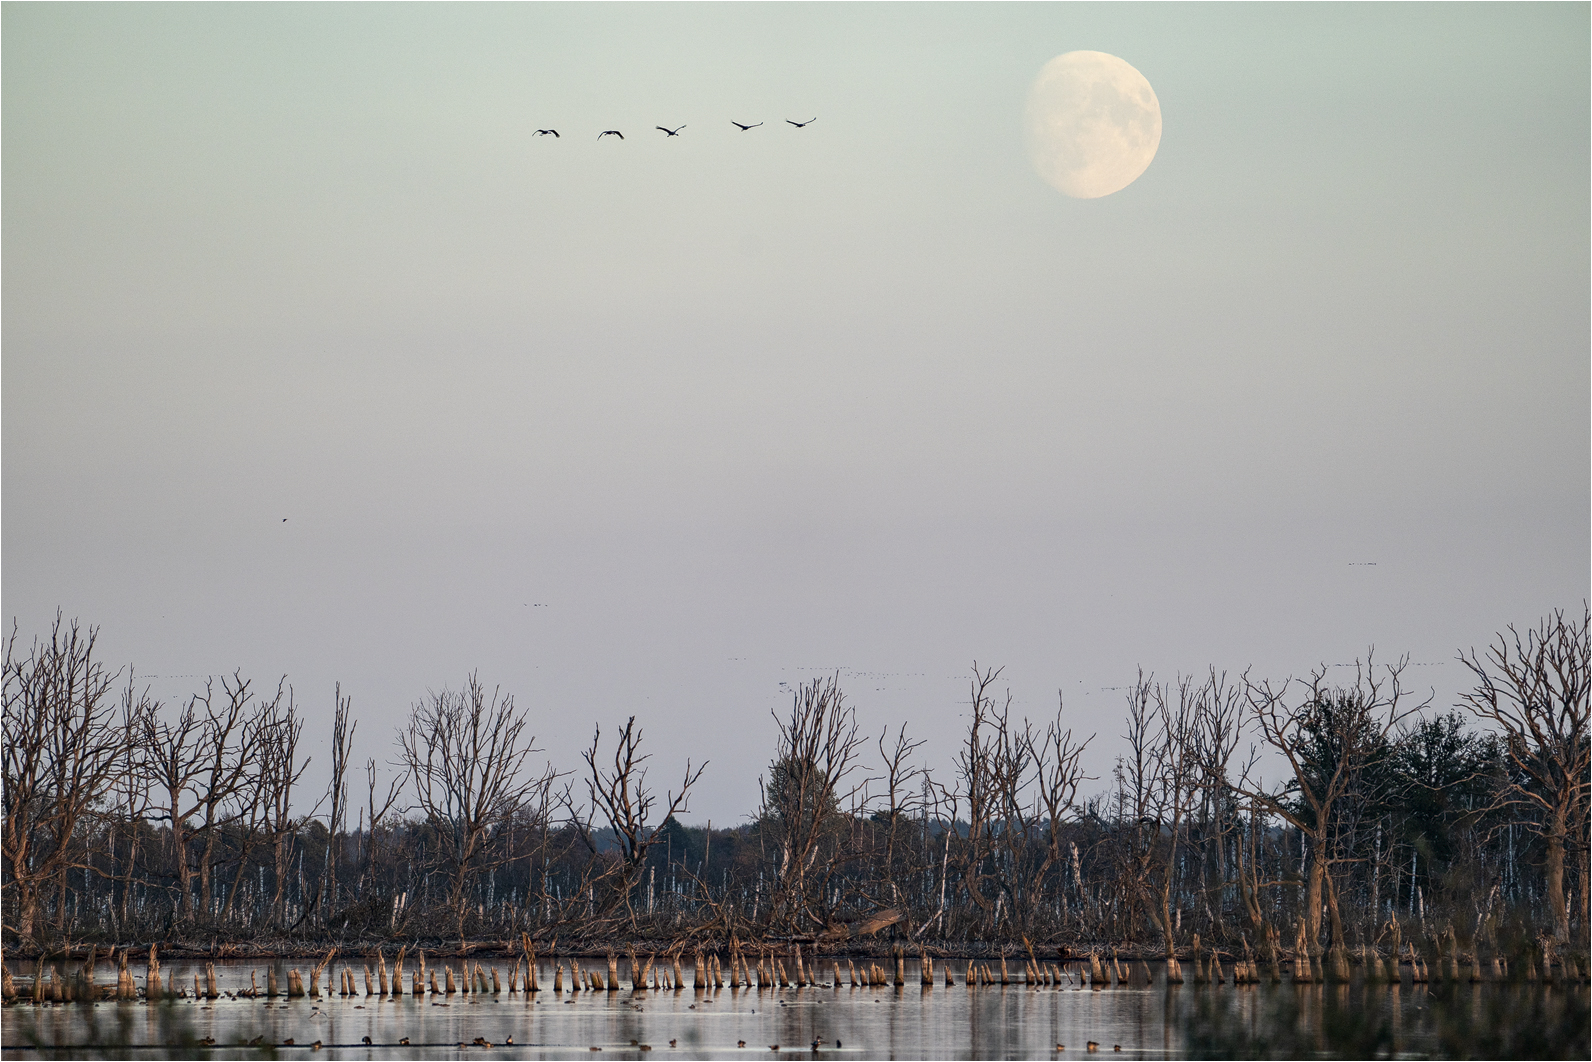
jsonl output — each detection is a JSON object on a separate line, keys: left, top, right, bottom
{"left": 598, "top": 130, "right": 624, "bottom": 139}
{"left": 534, "top": 129, "right": 560, "bottom": 137}
{"left": 786, "top": 118, "right": 817, "bottom": 128}
{"left": 731, "top": 121, "right": 763, "bottom": 131}
{"left": 656, "top": 125, "right": 685, "bottom": 136}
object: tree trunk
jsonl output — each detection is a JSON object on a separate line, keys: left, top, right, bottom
{"left": 1303, "top": 837, "right": 1326, "bottom": 957}
{"left": 1324, "top": 865, "right": 1346, "bottom": 952}
{"left": 1546, "top": 810, "right": 1568, "bottom": 942}
{"left": 174, "top": 822, "right": 195, "bottom": 921}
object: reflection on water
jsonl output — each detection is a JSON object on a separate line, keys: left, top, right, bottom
{"left": 3, "top": 960, "right": 1588, "bottom": 1060}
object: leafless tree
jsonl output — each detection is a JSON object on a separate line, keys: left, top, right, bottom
{"left": 952, "top": 664, "right": 1013, "bottom": 925}
{"left": 1190, "top": 671, "right": 1245, "bottom": 941}
{"left": 139, "top": 672, "right": 268, "bottom": 922}
{"left": 1237, "top": 653, "right": 1420, "bottom": 960}
{"left": 258, "top": 686, "right": 311, "bottom": 927}
{"left": 396, "top": 673, "right": 557, "bottom": 947}
{"left": 762, "top": 674, "right": 868, "bottom": 932}
{"left": 108, "top": 674, "right": 158, "bottom": 928}
{"left": 2, "top": 616, "right": 124, "bottom": 943}
{"left": 578, "top": 716, "right": 704, "bottom": 929}
{"left": 1458, "top": 606, "right": 1590, "bottom": 943}
{"left": 324, "top": 685, "right": 355, "bottom": 912}
{"left": 1011, "top": 695, "right": 1090, "bottom": 938}
{"left": 360, "top": 757, "right": 404, "bottom": 899}
{"left": 1113, "top": 671, "right": 1200, "bottom": 955}
{"left": 873, "top": 723, "right": 928, "bottom": 907}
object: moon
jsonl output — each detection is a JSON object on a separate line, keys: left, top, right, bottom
{"left": 1025, "top": 51, "right": 1162, "bottom": 199}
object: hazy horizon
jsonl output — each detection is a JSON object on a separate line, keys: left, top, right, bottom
{"left": 5, "top": 3, "right": 1587, "bottom": 823}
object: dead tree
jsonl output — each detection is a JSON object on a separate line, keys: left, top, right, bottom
{"left": 324, "top": 686, "right": 355, "bottom": 912}
{"left": 360, "top": 757, "right": 404, "bottom": 900}
{"left": 109, "top": 675, "right": 158, "bottom": 929}
{"left": 396, "top": 673, "right": 557, "bottom": 947}
{"left": 762, "top": 674, "right": 867, "bottom": 932}
{"left": 1236, "top": 653, "right": 1419, "bottom": 962}
{"left": 873, "top": 723, "right": 928, "bottom": 907}
{"left": 1458, "top": 607, "right": 1590, "bottom": 943}
{"left": 1016, "top": 695, "right": 1090, "bottom": 935}
{"left": 952, "top": 665, "right": 1012, "bottom": 928}
{"left": 2, "top": 616, "right": 124, "bottom": 944}
{"left": 578, "top": 716, "right": 704, "bottom": 930}
{"left": 1190, "top": 671, "right": 1245, "bottom": 941}
{"left": 1113, "top": 671, "right": 1200, "bottom": 955}
{"left": 139, "top": 672, "right": 266, "bottom": 923}
{"left": 948, "top": 666, "right": 1089, "bottom": 941}
{"left": 258, "top": 687, "right": 310, "bottom": 928}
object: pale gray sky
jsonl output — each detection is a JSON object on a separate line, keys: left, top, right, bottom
{"left": 5, "top": 3, "right": 1587, "bottom": 821}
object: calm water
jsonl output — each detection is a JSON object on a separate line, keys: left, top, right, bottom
{"left": 4, "top": 959, "right": 1587, "bottom": 1059}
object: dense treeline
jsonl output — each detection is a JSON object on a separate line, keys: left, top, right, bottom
{"left": 4, "top": 609, "right": 1587, "bottom": 972}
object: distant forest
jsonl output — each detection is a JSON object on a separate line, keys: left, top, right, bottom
{"left": 4, "top": 608, "right": 1587, "bottom": 972}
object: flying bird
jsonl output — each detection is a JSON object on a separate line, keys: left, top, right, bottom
{"left": 534, "top": 129, "right": 560, "bottom": 137}
{"left": 598, "top": 130, "right": 624, "bottom": 139}
{"left": 786, "top": 118, "right": 817, "bottom": 128}
{"left": 731, "top": 121, "right": 763, "bottom": 131}
{"left": 656, "top": 125, "right": 685, "bottom": 136}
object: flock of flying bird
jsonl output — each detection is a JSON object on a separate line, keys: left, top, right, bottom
{"left": 533, "top": 118, "right": 817, "bottom": 140}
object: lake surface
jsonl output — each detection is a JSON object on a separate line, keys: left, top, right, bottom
{"left": 4, "top": 958, "right": 1587, "bottom": 1059}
